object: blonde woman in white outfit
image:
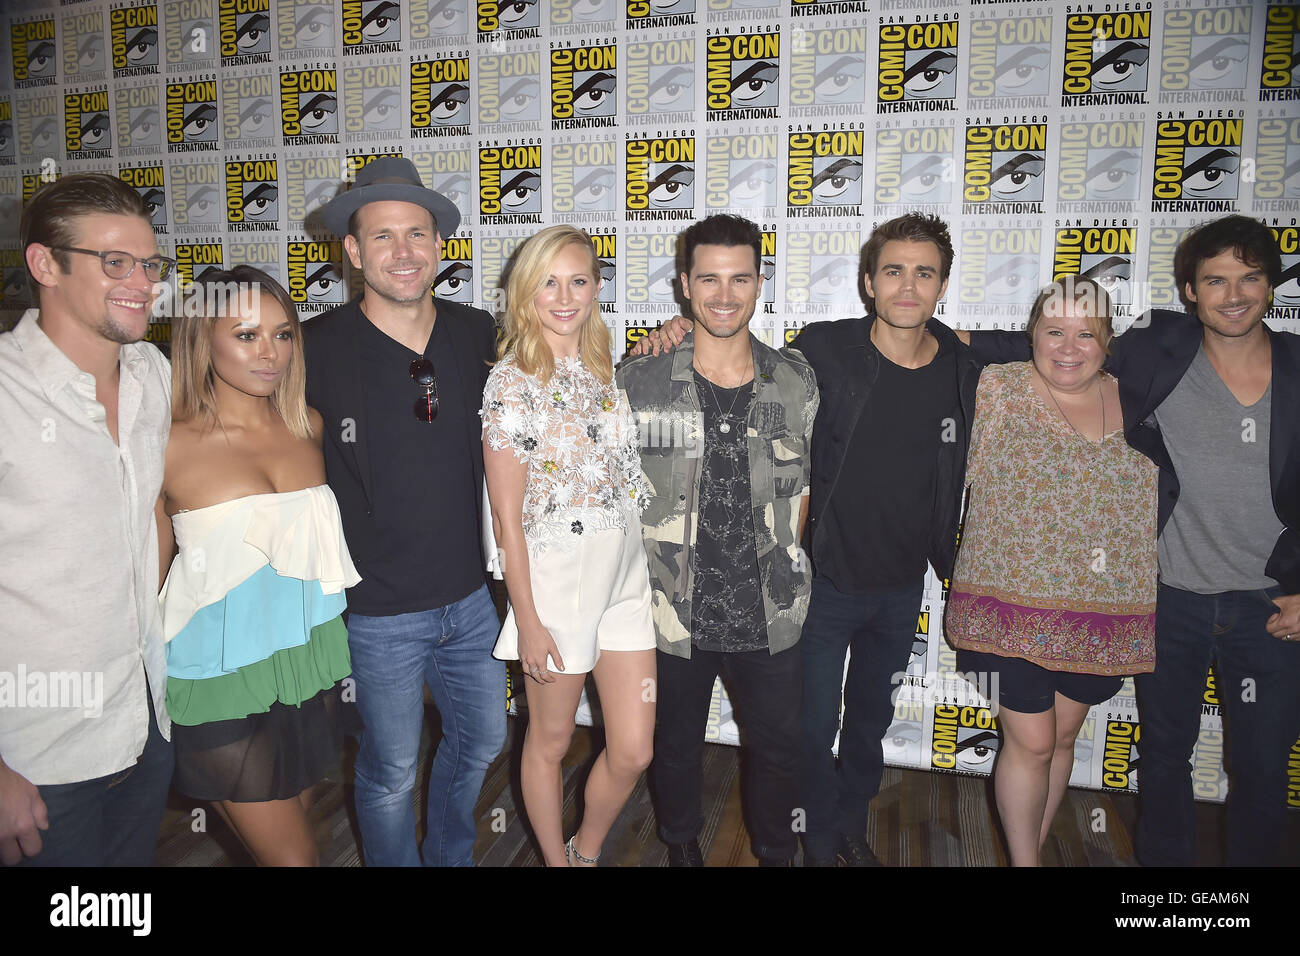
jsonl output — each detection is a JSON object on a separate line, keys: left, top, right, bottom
{"left": 482, "top": 226, "right": 656, "bottom": 867}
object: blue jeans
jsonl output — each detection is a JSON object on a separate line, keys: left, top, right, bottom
{"left": 347, "top": 584, "right": 506, "bottom": 867}
{"left": 800, "top": 576, "right": 923, "bottom": 860}
{"left": 1135, "top": 583, "right": 1300, "bottom": 866}
{"left": 18, "top": 690, "right": 173, "bottom": 867}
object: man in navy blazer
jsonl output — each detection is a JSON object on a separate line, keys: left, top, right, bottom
{"left": 303, "top": 158, "right": 505, "bottom": 867}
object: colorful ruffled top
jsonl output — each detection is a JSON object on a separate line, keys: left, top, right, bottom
{"left": 159, "top": 485, "right": 361, "bottom": 726}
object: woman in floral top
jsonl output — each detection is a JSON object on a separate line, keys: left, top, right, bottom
{"left": 946, "top": 276, "right": 1158, "bottom": 866}
{"left": 481, "top": 225, "right": 655, "bottom": 867}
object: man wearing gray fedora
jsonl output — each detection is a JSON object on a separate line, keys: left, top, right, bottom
{"left": 306, "top": 157, "right": 505, "bottom": 866}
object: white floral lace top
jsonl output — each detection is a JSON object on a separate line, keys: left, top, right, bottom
{"left": 481, "top": 355, "right": 650, "bottom": 555}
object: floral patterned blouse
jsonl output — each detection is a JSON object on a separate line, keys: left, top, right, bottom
{"left": 481, "top": 354, "right": 650, "bottom": 556}
{"left": 945, "top": 362, "right": 1158, "bottom": 675}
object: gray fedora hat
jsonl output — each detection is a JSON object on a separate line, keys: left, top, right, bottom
{"left": 320, "top": 156, "right": 462, "bottom": 239}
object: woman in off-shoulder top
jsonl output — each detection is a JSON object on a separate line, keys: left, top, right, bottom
{"left": 482, "top": 226, "right": 656, "bottom": 867}
{"left": 156, "top": 266, "right": 358, "bottom": 866}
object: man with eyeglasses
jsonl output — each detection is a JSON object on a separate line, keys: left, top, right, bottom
{"left": 304, "top": 157, "right": 505, "bottom": 866}
{"left": 0, "top": 173, "right": 176, "bottom": 866}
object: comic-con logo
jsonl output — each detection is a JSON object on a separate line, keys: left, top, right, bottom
{"left": 967, "top": 16, "right": 1051, "bottom": 103}
{"left": 592, "top": 232, "right": 615, "bottom": 306}
{"left": 478, "top": 0, "right": 542, "bottom": 39}
{"left": 17, "top": 95, "right": 61, "bottom": 160}
{"left": 167, "top": 79, "right": 220, "bottom": 152}
{"left": 783, "top": 228, "right": 856, "bottom": 308}
{"left": 1255, "top": 114, "right": 1300, "bottom": 205}
{"left": 119, "top": 164, "right": 168, "bottom": 229}
{"left": 874, "top": 126, "right": 953, "bottom": 207}
{"left": 279, "top": 67, "right": 339, "bottom": 144}
{"left": 959, "top": 227, "right": 1041, "bottom": 309}
{"left": 1101, "top": 719, "right": 1140, "bottom": 791}
{"left": 1159, "top": 6, "right": 1251, "bottom": 99}
{"left": 1, "top": 247, "right": 27, "bottom": 306}
{"left": 277, "top": 0, "right": 336, "bottom": 54}
{"left": 64, "top": 90, "right": 112, "bottom": 160}
{"left": 436, "top": 236, "right": 473, "bottom": 302}
{"left": 961, "top": 122, "right": 1047, "bottom": 212}
{"left": 786, "top": 128, "right": 864, "bottom": 216}
{"left": 1151, "top": 117, "right": 1242, "bottom": 212}
{"left": 226, "top": 159, "right": 279, "bottom": 231}
{"left": 1144, "top": 222, "right": 1186, "bottom": 308}
{"left": 551, "top": 42, "right": 617, "bottom": 130}
{"left": 170, "top": 161, "right": 225, "bottom": 229}
{"left": 116, "top": 84, "right": 161, "bottom": 152}
{"left": 931, "top": 704, "right": 1000, "bottom": 773}
{"left": 411, "top": 56, "right": 471, "bottom": 137}
{"left": 343, "top": 0, "right": 402, "bottom": 54}
{"left": 222, "top": 73, "right": 277, "bottom": 143}
{"left": 343, "top": 64, "right": 402, "bottom": 137}
{"left": 412, "top": 147, "right": 472, "bottom": 223}
{"left": 63, "top": 11, "right": 107, "bottom": 80}
{"left": 227, "top": 239, "right": 280, "bottom": 279}
{"left": 479, "top": 144, "right": 543, "bottom": 223}
{"left": 552, "top": 140, "right": 617, "bottom": 216}
{"left": 477, "top": 233, "right": 525, "bottom": 306}
{"left": 479, "top": 52, "right": 542, "bottom": 125}
{"left": 877, "top": 20, "right": 959, "bottom": 113}
{"left": 1057, "top": 120, "right": 1143, "bottom": 206}
{"left": 283, "top": 155, "right": 341, "bottom": 227}
{"left": 410, "top": 0, "right": 469, "bottom": 44}
{"left": 286, "top": 239, "right": 343, "bottom": 312}
{"left": 623, "top": 231, "right": 677, "bottom": 304}
{"left": 705, "top": 131, "right": 778, "bottom": 212}
{"left": 705, "top": 30, "right": 779, "bottom": 121}
{"left": 625, "top": 134, "right": 695, "bottom": 220}
{"left": 0, "top": 100, "right": 14, "bottom": 165}
{"left": 10, "top": 17, "right": 58, "bottom": 88}
{"left": 164, "top": 0, "right": 216, "bottom": 70}
{"left": 1269, "top": 225, "right": 1300, "bottom": 311}
{"left": 789, "top": 28, "right": 866, "bottom": 114}
{"left": 625, "top": 0, "right": 696, "bottom": 31}
{"left": 790, "top": 0, "right": 869, "bottom": 18}
{"left": 625, "top": 38, "right": 694, "bottom": 120}
{"left": 111, "top": 4, "right": 160, "bottom": 77}
{"left": 175, "top": 241, "right": 225, "bottom": 288}
{"left": 220, "top": 0, "right": 273, "bottom": 66}
{"left": 1061, "top": 11, "right": 1150, "bottom": 107}
{"left": 1260, "top": 4, "right": 1300, "bottom": 99}
{"left": 1053, "top": 226, "right": 1135, "bottom": 307}
{"left": 551, "top": 0, "right": 616, "bottom": 26}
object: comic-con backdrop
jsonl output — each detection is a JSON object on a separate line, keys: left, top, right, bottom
{"left": 2, "top": 0, "right": 1298, "bottom": 805}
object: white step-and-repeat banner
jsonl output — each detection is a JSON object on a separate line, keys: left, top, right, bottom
{"left": 2, "top": 0, "right": 1298, "bottom": 804}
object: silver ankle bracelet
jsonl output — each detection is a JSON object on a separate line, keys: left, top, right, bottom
{"left": 566, "top": 835, "right": 599, "bottom": 865}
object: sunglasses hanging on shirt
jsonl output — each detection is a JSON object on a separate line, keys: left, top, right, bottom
{"left": 410, "top": 358, "right": 439, "bottom": 423}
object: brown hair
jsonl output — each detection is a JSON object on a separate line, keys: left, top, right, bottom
{"left": 858, "top": 213, "right": 954, "bottom": 307}
{"left": 1025, "top": 276, "right": 1114, "bottom": 355}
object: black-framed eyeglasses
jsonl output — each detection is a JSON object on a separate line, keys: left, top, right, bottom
{"left": 410, "top": 358, "right": 439, "bottom": 423}
{"left": 53, "top": 246, "right": 176, "bottom": 281}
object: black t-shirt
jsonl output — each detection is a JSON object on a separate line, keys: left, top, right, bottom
{"left": 690, "top": 371, "right": 768, "bottom": 653}
{"left": 348, "top": 314, "right": 482, "bottom": 614}
{"left": 821, "top": 337, "right": 957, "bottom": 594}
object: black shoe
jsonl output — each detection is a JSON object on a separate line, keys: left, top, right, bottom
{"left": 666, "top": 839, "right": 704, "bottom": 867}
{"left": 837, "top": 834, "right": 882, "bottom": 867}
{"left": 803, "top": 854, "right": 837, "bottom": 867}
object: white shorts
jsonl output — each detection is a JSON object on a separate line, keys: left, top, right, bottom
{"left": 493, "top": 517, "right": 655, "bottom": 675}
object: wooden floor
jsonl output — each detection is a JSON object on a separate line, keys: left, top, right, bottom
{"left": 155, "top": 708, "right": 1298, "bottom": 867}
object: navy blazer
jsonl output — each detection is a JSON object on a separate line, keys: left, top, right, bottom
{"left": 302, "top": 296, "right": 497, "bottom": 567}
{"left": 969, "top": 310, "right": 1300, "bottom": 593}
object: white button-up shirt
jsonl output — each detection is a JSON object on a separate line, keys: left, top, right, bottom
{"left": 0, "top": 310, "right": 172, "bottom": 786}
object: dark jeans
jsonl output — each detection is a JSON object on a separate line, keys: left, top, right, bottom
{"left": 1135, "top": 582, "right": 1300, "bottom": 866}
{"left": 18, "top": 691, "right": 174, "bottom": 867}
{"left": 651, "top": 644, "right": 801, "bottom": 861}
{"left": 800, "top": 575, "right": 923, "bottom": 860}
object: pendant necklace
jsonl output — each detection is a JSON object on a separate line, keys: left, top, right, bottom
{"left": 695, "top": 359, "right": 751, "bottom": 435}
{"left": 1037, "top": 365, "right": 1106, "bottom": 451}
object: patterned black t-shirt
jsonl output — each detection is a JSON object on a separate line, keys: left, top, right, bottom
{"left": 690, "top": 371, "right": 768, "bottom": 653}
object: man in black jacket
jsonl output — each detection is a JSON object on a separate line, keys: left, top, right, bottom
{"left": 303, "top": 158, "right": 505, "bottom": 866}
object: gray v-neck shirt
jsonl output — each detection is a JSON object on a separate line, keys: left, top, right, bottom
{"left": 1154, "top": 347, "right": 1282, "bottom": 593}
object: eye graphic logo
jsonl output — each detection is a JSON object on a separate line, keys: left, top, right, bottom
{"left": 1268, "top": 226, "right": 1300, "bottom": 310}
{"left": 1, "top": 247, "right": 28, "bottom": 305}
{"left": 789, "top": 28, "right": 866, "bottom": 111}
{"left": 551, "top": 44, "right": 618, "bottom": 130}
{"left": 1061, "top": 12, "right": 1151, "bottom": 107}
{"left": 436, "top": 237, "right": 473, "bottom": 302}
{"left": 480, "top": 145, "right": 544, "bottom": 222}
{"left": 63, "top": 12, "right": 107, "bottom": 79}
{"left": 786, "top": 130, "right": 864, "bottom": 215}
{"left": 1054, "top": 227, "right": 1135, "bottom": 306}
{"left": 478, "top": 52, "right": 542, "bottom": 125}
{"left": 222, "top": 74, "right": 276, "bottom": 142}
{"left": 410, "top": 0, "right": 469, "bottom": 43}
{"left": 479, "top": 0, "right": 542, "bottom": 36}
{"left": 1160, "top": 7, "right": 1251, "bottom": 97}
{"left": 877, "top": 21, "right": 959, "bottom": 111}
{"left": 282, "top": 1, "right": 337, "bottom": 52}
{"left": 64, "top": 90, "right": 113, "bottom": 159}
{"left": 287, "top": 240, "right": 344, "bottom": 311}
{"left": 591, "top": 233, "right": 616, "bottom": 305}
{"left": 343, "top": 0, "right": 402, "bottom": 52}
{"left": 279, "top": 68, "right": 339, "bottom": 144}
{"left": 225, "top": 159, "right": 280, "bottom": 231}
{"left": 171, "top": 162, "right": 225, "bottom": 228}
{"left": 1057, "top": 121, "right": 1143, "bottom": 205}
{"left": 625, "top": 0, "right": 696, "bottom": 30}
{"left": 874, "top": 127, "right": 953, "bottom": 206}
{"left": 962, "top": 124, "right": 1047, "bottom": 211}
{"left": 119, "top": 165, "right": 168, "bottom": 228}
{"left": 282, "top": 155, "right": 340, "bottom": 227}
{"left": 110, "top": 4, "right": 160, "bottom": 76}
{"left": 167, "top": 80, "right": 220, "bottom": 153}
{"left": 0, "top": 100, "right": 13, "bottom": 164}
{"left": 220, "top": 0, "right": 273, "bottom": 65}
{"left": 705, "top": 133, "right": 778, "bottom": 212}
{"left": 967, "top": 17, "right": 1051, "bottom": 102}
{"left": 625, "top": 135, "right": 696, "bottom": 220}
{"left": 625, "top": 39, "right": 694, "bottom": 118}
{"left": 705, "top": 31, "right": 779, "bottom": 120}
{"left": 551, "top": 0, "right": 616, "bottom": 24}
{"left": 342, "top": 64, "right": 402, "bottom": 136}
{"left": 1260, "top": 4, "right": 1300, "bottom": 98}
{"left": 959, "top": 227, "right": 1041, "bottom": 309}
{"left": 116, "top": 85, "right": 161, "bottom": 151}
{"left": 17, "top": 95, "right": 60, "bottom": 158}
{"left": 1151, "top": 118, "right": 1242, "bottom": 211}
{"left": 552, "top": 140, "right": 617, "bottom": 214}
{"left": 11, "top": 17, "right": 58, "bottom": 88}
{"left": 623, "top": 231, "right": 676, "bottom": 304}
{"left": 411, "top": 57, "right": 472, "bottom": 136}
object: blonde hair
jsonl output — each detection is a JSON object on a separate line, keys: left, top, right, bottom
{"left": 498, "top": 225, "right": 613, "bottom": 384}
{"left": 171, "top": 266, "right": 313, "bottom": 439}
{"left": 1026, "top": 275, "right": 1114, "bottom": 355}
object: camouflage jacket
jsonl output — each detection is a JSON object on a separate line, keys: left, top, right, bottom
{"left": 616, "top": 331, "right": 819, "bottom": 658}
